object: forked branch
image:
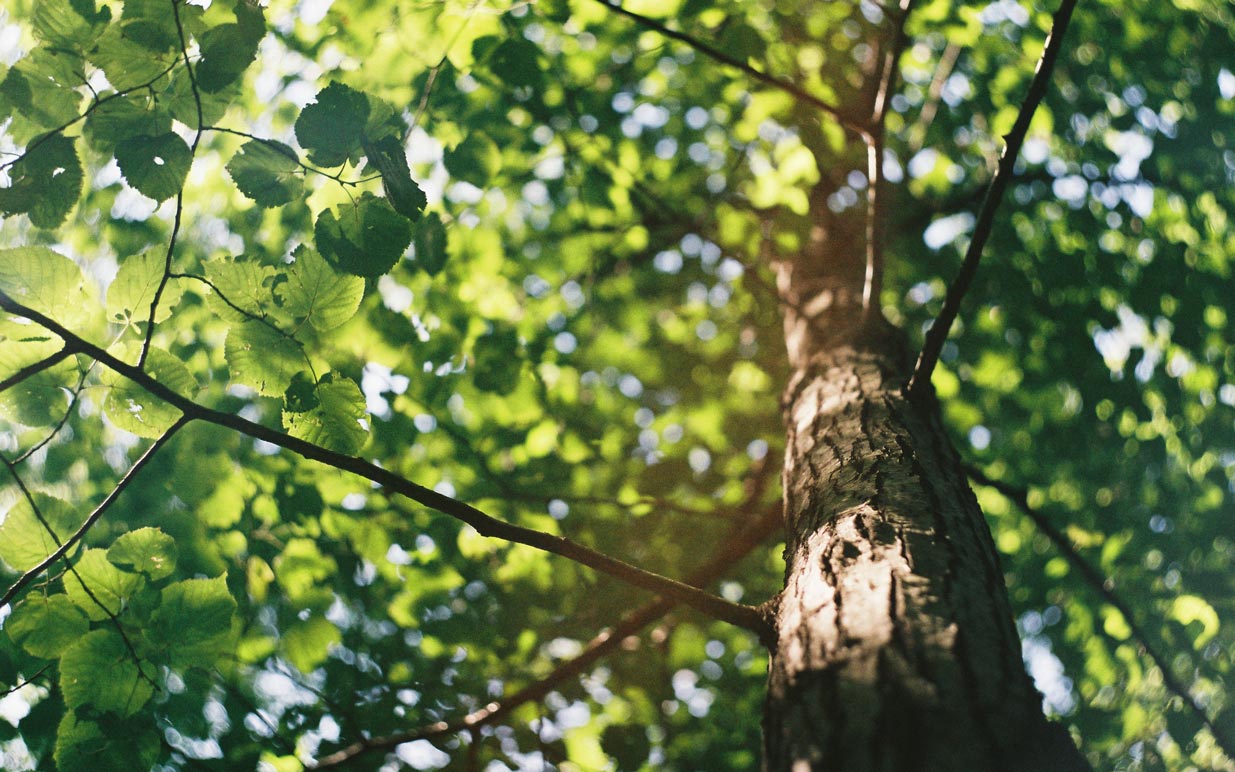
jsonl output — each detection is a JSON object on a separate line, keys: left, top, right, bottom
{"left": 908, "top": 0, "right": 1078, "bottom": 396}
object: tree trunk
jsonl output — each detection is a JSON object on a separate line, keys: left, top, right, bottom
{"left": 761, "top": 207, "right": 1091, "bottom": 771}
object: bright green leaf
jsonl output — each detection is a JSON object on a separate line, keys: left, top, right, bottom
{"left": 279, "top": 245, "right": 365, "bottom": 331}
{"left": 63, "top": 548, "right": 144, "bottom": 621}
{"left": 5, "top": 595, "right": 90, "bottom": 658}
{"left": 282, "top": 372, "right": 368, "bottom": 455}
{"left": 106, "top": 249, "right": 182, "bottom": 327}
{"left": 0, "top": 133, "right": 83, "bottom": 229}
{"left": 54, "top": 712, "right": 160, "bottom": 772}
{"left": 225, "top": 320, "right": 307, "bottom": 396}
{"left": 280, "top": 614, "right": 341, "bottom": 673}
{"left": 107, "top": 527, "right": 178, "bottom": 580}
{"left": 61, "top": 629, "right": 154, "bottom": 716}
{"left": 102, "top": 346, "right": 193, "bottom": 438}
{"left": 0, "top": 494, "right": 81, "bottom": 573}
{"left": 150, "top": 575, "right": 236, "bottom": 667}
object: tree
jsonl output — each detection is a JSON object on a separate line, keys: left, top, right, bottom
{"left": 0, "top": 0, "right": 1231, "bottom": 769}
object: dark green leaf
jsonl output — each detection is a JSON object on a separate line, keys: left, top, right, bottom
{"left": 0, "top": 133, "right": 82, "bottom": 229}
{"left": 54, "top": 712, "right": 159, "bottom": 772}
{"left": 363, "top": 134, "right": 426, "bottom": 220}
{"left": 314, "top": 193, "right": 413, "bottom": 277}
{"left": 150, "top": 575, "right": 236, "bottom": 667}
{"left": 444, "top": 131, "right": 502, "bottom": 185}
{"left": 60, "top": 629, "right": 154, "bottom": 716}
{"left": 472, "top": 326, "right": 522, "bottom": 395}
{"left": 32, "top": 0, "right": 109, "bottom": 47}
{"left": 84, "top": 95, "right": 173, "bottom": 152}
{"left": 195, "top": 3, "right": 266, "bottom": 93}
{"left": 114, "top": 132, "right": 192, "bottom": 202}
{"left": 294, "top": 81, "right": 370, "bottom": 167}
{"left": 226, "top": 139, "right": 305, "bottom": 208}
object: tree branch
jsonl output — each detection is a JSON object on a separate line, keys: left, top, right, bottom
{"left": 588, "top": 0, "right": 867, "bottom": 137}
{"left": 907, "top": 0, "right": 1077, "bottom": 397}
{"left": 0, "top": 290, "right": 770, "bottom": 638}
{"left": 310, "top": 502, "right": 782, "bottom": 769}
{"left": 965, "top": 466, "right": 1235, "bottom": 760}
{"left": 0, "top": 418, "right": 187, "bottom": 610}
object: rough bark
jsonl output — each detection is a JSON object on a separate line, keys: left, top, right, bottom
{"left": 761, "top": 208, "right": 1090, "bottom": 771}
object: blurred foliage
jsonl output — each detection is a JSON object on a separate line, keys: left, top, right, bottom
{"left": 0, "top": 0, "right": 1232, "bottom": 770}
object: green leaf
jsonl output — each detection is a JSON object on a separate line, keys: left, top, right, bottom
{"left": 225, "top": 321, "right": 307, "bottom": 396}
{"left": 115, "top": 132, "right": 192, "bottom": 202}
{"left": 412, "top": 211, "right": 449, "bottom": 276}
{"left": 107, "top": 527, "right": 178, "bottom": 580}
{"left": 0, "top": 356, "right": 75, "bottom": 427}
{"left": 33, "top": 0, "right": 110, "bottom": 47}
{"left": 84, "top": 95, "right": 173, "bottom": 153}
{"left": 60, "top": 629, "right": 154, "bottom": 716}
{"left": 0, "top": 494, "right": 81, "bottom": 573}
{"left": 315, "top": 193, "right": 413, "bottom": 278}
{"left": 150, "top": 575, "right": 236, "bottom": 667}
{"left": 63, "top": 548, "right": 143, "bottom": 621}
{"left": 280, "top": 615, "right": 342, "bottom": 673}
{"left": 86, "top": 23, "right": 180, "bottom": 90}
{"left": 0, "top": 51, "right": 85, "bottom": 140}
{"left": 294, "top": 81, "right": 370, "bottom": 167}
{"left": 282, "top": 372, "right": 368, "bottom": 455}
{"left": 5, "top": 595, "right": 90, "bottom": 658}
{"left": 102, "top": 346, "right": 194, "bottom": 438}
{"left": 54, "top": 712, "right": 160, "bottom": 772}
{"left": 278, "top": 245, "right": 365, "bottom": 331}
{"left": 203, "top": 255, "right": 277, "bottom": 321}
{"left": 106, "top": 249, "right": 182, "bottom": 327}
{"left": 226, "top": 139, "right": 306, "bottom": 208}
{"left": 195, "top": 3, "right": 265, "bottom": 92}
{"left": 363, "top": 134, "right": 427, "bottom": 220}
{"left": 0, "top": 247, "right": 89, "bottom": 327}
{"left": 473, "top": 326, "right": 522, "bottom": 395}
{"left": 0, "top": 133, "right": 83, "bottom": 229}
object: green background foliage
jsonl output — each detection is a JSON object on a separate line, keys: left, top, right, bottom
{"left": 0, "top": 0, "right": 1232, "bottom": 770}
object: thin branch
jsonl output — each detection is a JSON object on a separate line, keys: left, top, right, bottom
{"left": 0, "top": 290, "right": 770, "bottom": 638}
{"left": 588, "top": 0, "right": 867, "bottom": 137}
{"left": 907, "top": 0, "right": 1077, "bottom": 397}
{"left": 965, "top": 466, "right": 1235, "bottom": 760}
{"left": 0, "top": 348, "right": 73, "bottom": 394}
{"left": 863, "top": 0, "right": 917, "bottom": 314}
{"left": 310, "top": 502, "right": 782, "bottom": 769}
{"left": 1, "top": 664, "right": 52, "bottom": 697}
{"left": 0, "top": 418, "right": 187, "bottom": 610}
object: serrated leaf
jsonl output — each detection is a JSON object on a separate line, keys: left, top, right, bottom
{"left": 0, "top": 247, "right": 90, "bottom": 328}
{"left": 413, "top": 212, "right": 449, "bottom": 276}
{"left": 0, "top": 494, "right": 82, "bottom": 573}
{"left": 203, "top": 255, "right": 277, "bottom": 321}
{"left": 295, "top": 81, "right": 369, "bottom": 167}
{"left": 150, "top": 575, "right": 236, "bottom": 667}
{"left": 106, "top": 249, "right": 183, "bottom": 327}
{"left": 115, "top": 132, "right": 192, "bottom": 202}
{"left": 84, "top": 94, "right": 173, "bottom": 152}
{"left": 282, "top": 372, "right": 368, "bottom": 454}
{"left": 86, "top": 23, "right": 180, "bottom": 91}
{"left": 195, "top": 3, "right": 265, "bottom": 93}
{"left": 33, "top": 0, "right": 110, "bottom": 47}
{"left": 55, "top": 712, "right": 160, "bottom": 772}
{"left": 225, "top": 320, "right": 307, "bottom": 396}
{"left": 102, "top": 346, "right": 194, "bottom": 437}
{"left": 279, "top": 245, "right": 365, "bottom": 331}
{"left": 280, "top": 615, "right": 341, "bottom": 673}
{"left": 6, "top": 595, "right": 90, "bottom": 658}
{"left": 63, "top": 548, "right": 144, "bottom": 620}
{"left": 107, "top": 527, "right": 177, "bottom": 580}
{"left": 226, "top": 139, "right": 305, "bottom": 208}
{"left": 60, "top": 629, "right": 154, "bottom": 716}
{"left": 0, "top": 355, "right": 75, "bottom": 427}
{"left": 0, "top": 133, "right": 83, "bottom": 229}
{"left": 315, "top": 193, "right": 413, "bottom": 278}
{"left": 0, "top": 52, "right": 85, "bottom": 140}
{"left": 161, "top": 63, "right": 240, "bottom": 126}
{"left": 363, "top": 134, "right": 426, "bottom": 220}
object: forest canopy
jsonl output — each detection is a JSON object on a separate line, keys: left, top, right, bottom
{"left": 0, "top": 0, "right": 1233, "bottom": 770}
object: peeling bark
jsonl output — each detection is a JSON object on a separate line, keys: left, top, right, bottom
{"left": 762, "top": 235, "right": 1090, "bottom": 771}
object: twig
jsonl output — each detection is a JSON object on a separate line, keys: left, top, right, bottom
{"left": 965, "top": 466, "right": 1235, "bottom": 760}
{"left": 589, "top": 0, "right": 867, "bottom": 137}
{"left": 0, "top": 289, "right": 770, "bottom": 638}
{"left": 0, "top": 419, "right": 188, "bottom": 609}
{"left": 907, "top": 0, "right": 1077, "bottom": 396}
{"left": 310, "top": 502, "right": 782, "bottom": 768}
{"left": 1, "top": 664, "right": 52, "bottom": 697}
